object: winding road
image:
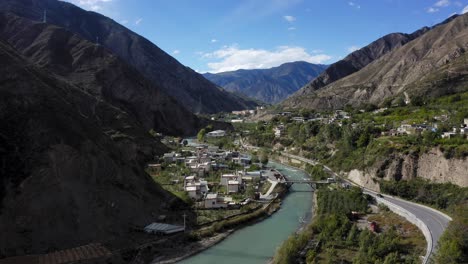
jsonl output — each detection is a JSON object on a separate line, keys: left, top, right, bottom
{"left": 281, "top": 152, "right": 452, "bottom": 263}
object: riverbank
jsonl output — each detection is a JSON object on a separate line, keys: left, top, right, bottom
{"left": 270, "top": 158, "right": 315, "bottom": 232}
{"left": 174, "top": 161, "right": 313, "bottom": 264}
{"left": 151, "top": 178, "right": 288, "bottom": 263}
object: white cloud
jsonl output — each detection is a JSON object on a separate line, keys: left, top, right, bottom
{"left": 312, "top": 49, "right": 324, "bottom": 54}
{"left": 434, "top": 0, "right": 450, "bottom": 7}
{"left": 211, "top": 39, "right": 218, "bottom": 43}
{"left": 135, "top": 18, "right": 143, "bottom": 25}
{"left": 347, "top": 46, "right": 360, "bottom": 53}
{"left": 462, "top": 5, "right": 468, "bottom": 13}
{"left": 348, "top": 2, "right": 361, "bottom": 9}
{"left": 201, "top": 45, "right": 332, "bottom": 73}
{"left": 283, "top": 15, "right": 296, "bottom": 22}
{"left": 427, "top": 0, "right": 452, "bottom": 13}
{"left": 288, "top": 27, "right": 296, "bottom": 30}
{"left": 120, "top": 20, "right": 128, "bottom": 25}
{"left": 173, "top": 50, "right": 180, "bottom": 55}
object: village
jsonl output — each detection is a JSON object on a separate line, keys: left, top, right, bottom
{"left": 146, "top": 134, "right": 285, "bottom": 212}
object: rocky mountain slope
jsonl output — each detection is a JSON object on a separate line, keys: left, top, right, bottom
{"left": 0, "top": 0, "right": 257, "bottom": 113}
{"left": 204, "top": 61, "right": 327, "bottom": 104}
{"left": 0, "top": 12, "right": 229, "bottom": 136}
{"left": 0, "top": 38, "right": 189, "bottom": 258}
{"left": 283, "top": 14, "right": 468, "bottom": 109}
{"left": 284, "top": 28, "right": 429, "bottom": 105}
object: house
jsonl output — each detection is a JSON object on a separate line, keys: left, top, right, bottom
{"left": 221, "top": 174, "right": 240, "bottom": 186}
{"left": 204, "top": 193, "right": 228, "bottom": 209}
{"left": 381, "top": 129, "right": 403, "bottom": 137}
{"left": 227, "top": 180, "right": 240, "bottom": 193}
{"left": 442, "top": 132, "right": 457, "bottom": 139}
{"left": 147, "top": 163, "right": 161, "bottom": 174}
{"left": 461, "top": 127, "right": 468, "bottom": 136}
{"left": 232, "top": 156, "right": 251, "bottom": 166}
{"left": 185, "top": 176, "right": 209, "bottom": 200}
{"left": 274, "top": 125, "right": 284, "bottom": 138}
{"left": 186, "top": 186, "right": 198, "bottom": 199}
{"left": 239, "top": 170, "right": 263, "bottom": 181}
{"left": 291, "top": 116, "right": 305, "bottom": 123}
{"left": 163, "top": 152, "right": 176, "bottom": 163}
{"left": 206, "top": 130, "right": 226, "bottom": 137}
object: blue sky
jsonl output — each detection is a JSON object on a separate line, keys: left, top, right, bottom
{"left": 66, "top": 0, "right": 467, "bottom": 73}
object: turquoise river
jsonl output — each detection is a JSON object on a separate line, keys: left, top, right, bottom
{"left": 178, "top": 161, "right": 313, "bottom": 264}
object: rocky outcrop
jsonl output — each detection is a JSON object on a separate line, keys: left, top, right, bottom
{"left": 416, "top": 149, "right": 468, "bottom": 186}
{"left": 347, "top": 148, "right": 468, "bottom": 187}
{"left": 204, "top": 61, "right": 327, "bottom": 104}
{"left": 0, "top": 0, "right": 258, "bottom": 114}
{"left": 347, "top": 169, "right": 381, "bottom": 192}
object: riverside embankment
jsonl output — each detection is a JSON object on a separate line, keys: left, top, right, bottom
{"left": 177, "top": 161, "right": 314, "bottom": 264}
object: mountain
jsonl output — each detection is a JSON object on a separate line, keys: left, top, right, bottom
{"left": 283, "top": 14, "right": 468, "bottom": 109}
{"left": 283, "top": 27, "right": 429, "bottom": 107}
{"left": 204, "top": 61, "right": 327, "bottom": 104}
{"left": 0, "top": 36, "right": 191, "bottom": 258}
{"left": 0, "top": 12, "right": 229, "bottom": 136}
{"left": 0, "top": 0, "right": 258, "bottom": 113}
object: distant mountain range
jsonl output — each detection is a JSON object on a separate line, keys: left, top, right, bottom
{"left": 0, "top": 0, "right": 258, "bottom": 114}
{"left": 204, "top": 61, "right": 327, "bottom": 104}
{"left": 283, "top": 14, "right": 468, "bottom": 109}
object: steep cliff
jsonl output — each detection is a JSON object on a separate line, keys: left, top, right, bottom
{"left": 347, "top": 148, "right": 468, "bottom": 188}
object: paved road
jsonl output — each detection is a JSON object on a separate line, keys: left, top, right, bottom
{"left": 281, "top": 152, "right": 452, "bottom": 261}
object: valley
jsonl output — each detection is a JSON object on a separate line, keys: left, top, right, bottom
{"left": 0, "top": 1, "right": 467, "bottom": 264}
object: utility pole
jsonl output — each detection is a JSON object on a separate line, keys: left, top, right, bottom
{"left": 43, "top": 10, "right": 47, "bottom": 23}
{"left": 183, "top": 213, "right": 186, "bottom": 232}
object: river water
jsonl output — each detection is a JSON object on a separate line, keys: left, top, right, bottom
{"left": 178, "top": 161, "right": 313, "bottom": 264}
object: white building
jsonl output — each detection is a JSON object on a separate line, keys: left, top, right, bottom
{"left": 204, "top": 193, "right": 228, "bottom": 209}
{"left": 227, "top": 180, "right": 240, "bottom": 193}
{"left": 221, "top": 174, "right": 240, "bottom": 186}
{"left": 185, "top": 175, "right": 209, "bottom": 200}
{"left": 206, "top": 130, "right": 226, "bottom": 137}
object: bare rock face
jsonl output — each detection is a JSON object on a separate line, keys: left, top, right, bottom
{"left": 416, "top": 149, "right": 468, "bottom": 187}
{"left": 0, "top": 40, "right": 188, "bottom": 258}
{"left": 283, "top": 14, "right": 468, "bottom": 110}
{"left": 348, "top": 148, "right": 468, "bottom": 188}
{"left": 0, "top": 0, "right": 258, "bottom": 114}
{"left": 204, "top": 61, "right": 327, "bottom": 104}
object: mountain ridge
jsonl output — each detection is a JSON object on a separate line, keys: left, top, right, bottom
{"left": 204, "top": 61, "right": 327, "bottom": 104}
{"left": 0, "top": 0, "right": 258, "bottom": 113}
{"left": 283, "top": 13, "right": 468, "bottom": 109}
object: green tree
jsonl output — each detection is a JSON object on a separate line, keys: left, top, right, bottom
{"left": 197, "top": 128, "right": 206, "bottom": 142}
